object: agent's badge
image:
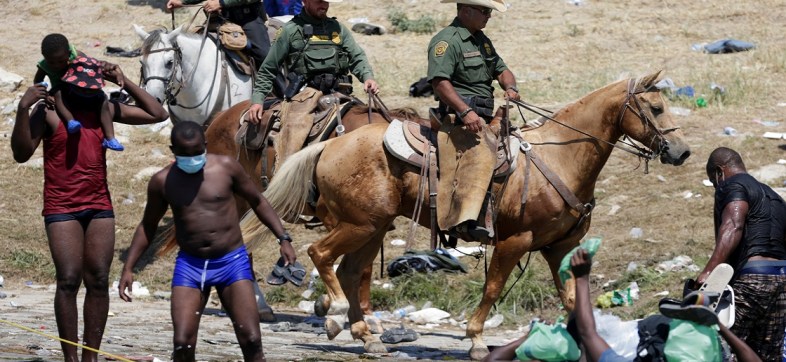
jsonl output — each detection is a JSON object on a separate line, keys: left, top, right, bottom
{"left": 332, "top": 31, "right": 341, "bottom": 44}
{"left": 484, "top": 43, "right": 493, "bottom": 55}
{"left": 434, "top": 41, "right": 449, "bottom": 57}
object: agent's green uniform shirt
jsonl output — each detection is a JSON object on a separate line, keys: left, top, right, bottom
{"left": 427, "top": 17, "right": 508, "bottom": 100}
{"left": 251, "top": 12, "right": 375, "bottom": 105}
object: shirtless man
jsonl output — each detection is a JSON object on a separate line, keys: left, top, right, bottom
{"left": 118, "top": 121, "right": 296, "bottom": 362}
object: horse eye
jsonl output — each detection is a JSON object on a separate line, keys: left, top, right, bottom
{"left": 651, "top": 106, "right": 663, "bottom": 116}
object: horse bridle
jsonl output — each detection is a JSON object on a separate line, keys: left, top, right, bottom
{"left": 139, "top": 44, "right": 182, "bottom": 105}
{"left": 510, "top": 78, "right": 676, "bottom": 171}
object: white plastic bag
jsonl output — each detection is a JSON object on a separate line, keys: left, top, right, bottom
{"left": 594, "top": 309, "right": 640, "bottom": 359}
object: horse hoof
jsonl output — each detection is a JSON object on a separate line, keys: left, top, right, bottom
{"left": 325, "top": 317, "right": 343, "bottom": 340}
{"left": 364, "top": 340, "right": 387, "bottom": 354}
{"left": 314, "top": 294, "right": 330, "bottom": 317}
{"left": 469, "top": 346, "right": 489, "bottom": 360}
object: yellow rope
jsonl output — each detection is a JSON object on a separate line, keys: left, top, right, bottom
{"left": 0, "top": 318, "right": 135, "bottom": 362}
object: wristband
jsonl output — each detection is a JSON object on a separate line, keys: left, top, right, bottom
{"left": 276, "top": 232, "right": 292, "bottom": 245}
{"left": 459, "top": 108, "right": 473, "bottom": 118}
{"left": 507, "top": 86, "right": 519, "bottom": 93}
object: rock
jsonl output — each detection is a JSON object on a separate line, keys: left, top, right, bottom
{"left": 750, "top": 164, "right": 786, "bottom": 184}
{"left": 0, "top": 67, "right": 24, "bottom": 92}
{"left": 19, "top": 157, "right": 44, "bottom": 169}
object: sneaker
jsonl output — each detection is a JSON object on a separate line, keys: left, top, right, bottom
{"left": 102, "top": 138, "right": 125, "bottom": 151}
{"left": 66, "top": 120, "right": 82, "bottom": 134}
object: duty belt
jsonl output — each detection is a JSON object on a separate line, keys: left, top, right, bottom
{"left": 439, "top": 95, "right": 495, "bottom": 122}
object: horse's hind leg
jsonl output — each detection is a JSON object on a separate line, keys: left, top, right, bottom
{"left": 466, "top": 233, "right": 532, "bottom": 360}
{"left": 336, "top": 225, "right": 390, "bottom": 353}
{"left": 540, "top": 233, "right": 586, "bottom": 313}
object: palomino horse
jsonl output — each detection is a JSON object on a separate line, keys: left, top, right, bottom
{"left": 239, "top": 72, "right": 691, "bottom": 358}
{"left": 134, "top": 24, "right": 251, "bottom": 126}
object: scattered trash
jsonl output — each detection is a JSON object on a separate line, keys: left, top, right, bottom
{"left": 656, "top": 255, "right": 699, "bottom": 273}
{"left": 608, "top": 204, "right": 621, "bottom": 216}
{"left": 408, "top": 307, "right": 450, "bottom": 324}
{"left": 388, "top": 351, "right": 416, "bottom": 360}
{"left": 656, "top": 175, "right": 666, "bottom": 182}
{"left": 695, "top": 97, "right": 707, "bottom": 108}
{"left": 483, "top": 314, "right": 504, "bottom": 329}
{"left": 351, "top": 22, "right": 386, "bottom": 35}
{"left": 626, "top": 262, "right": 638, "bottom": 273}
{"left": 675, "top": 86, "right": 694, "bottom": 98}
{"left": 346, "top": 17, "right": 370, "bottom": 24}
{"left": 0, "top": 291, "right": 6, "bottom": 299}
{"left": 0, "top": 274, "right": 4, "bottom": 287}
{"left": 753, "top": 119, "right": 780, "bottom": 127}
{"left": 445, "top": 246, "right": 484, "bottom": 258}
{"left": 654, "top": 290, "right": 670, "bottom": 297}
{"left": 722, "top": 127, "right": 737, "bottom": 136}
{"left": 710, "top": 83, "right": 726, "bottom": 95}
{"left": 682, "top": 191, "right": 694, "bottom": 199}
{"left": 670, "top": 107, "right": 691, "bottom": 116}
{"left": 390, "top": 238, "right": 406, "bottom": 246}
{"left": 703, "top": 179, "right": 714, "bottom": 187}
{"left": 595, "top": 310, "right": 639, "bottom": 358}
{"left": 10, "top": 301, "right": 19, "bottom": 308}
{"left": 778, "top": 102, "right": 786, "bottom": 107}
{"left": 778, "top": 159, "right": 786, "bottom": 165}
{"left": 566, "top": 0, "right": 584, "bottom": 6}
{"left": 380, "top": 327, "right": 419, "bottom": 343}
{"left": 763, "top": 132, "right": 784, "bottom": 139}
{"left": 297, "top": 300, "right": 315, "bottom": 313}
{"left": 702, "top": 39, "right": 756, "bottom": 54}
{"left": 372, "top": 310, "right": 395, "bottom": 320}
{"left": 393, "top": 305, "right": 417, "bottom": 319}
{"left": 387, "top": 248, "right": 467, "bottom": 277}
{"left": 596, "top": 284, "right": 637, "bottom": 308}
{"left": 25, "top": 281, "right": 33, "bottom": 286}
{"left": 654, "top": 78, "right": 677, "bottom": 92}
{"left": 629, "top": 227, "right": 643, "bottom": 239}
{"left": 121, "top": 193, "right": 135, "bottom": 205}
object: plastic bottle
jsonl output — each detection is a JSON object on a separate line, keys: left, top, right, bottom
{"left": 695, "top": 97, "right": 707, "bottom": 108}
{"left": 372, "top": 311, "right": 394, "bottom": 320}
{"left": 484, "top": 314, "right": 504, "bottom": 329}
{"left": 393, "top": 305, "right": 417, "bottom": 319}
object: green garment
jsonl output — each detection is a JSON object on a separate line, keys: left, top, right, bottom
{"left": 183, "top": 0, "right": 259, "bottom": 7}
{"left": 251, "top": 12, "right": 375, "bottom": 104}
{"left": 36, "top": 44, "right": 78, "bottom": 88}
{"left": 426, "top": 17, "right": 508, "bottom": 100}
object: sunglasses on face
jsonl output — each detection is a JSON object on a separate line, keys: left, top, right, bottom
{"left": 468, "top": 6, "right": 493, "bottom": 16}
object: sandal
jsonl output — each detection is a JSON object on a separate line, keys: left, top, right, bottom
{"left": 266, "top": 257, "right": 287, "bottom": 286}
{"left": 659, "top": 291, "right": 720, "bottom": 326}
{"left": 284, "top": 261, "right": 306, "bottom": 287}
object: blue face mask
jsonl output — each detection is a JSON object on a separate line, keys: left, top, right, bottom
{"left": 175, "top": 152, "right": 207, "bottom": 174}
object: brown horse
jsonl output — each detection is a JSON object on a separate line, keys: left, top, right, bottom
{"left": 160, "top": 99, "right": 426, "bottom": 313}
{"left": 239, "top": 72, "right": 691, "bottom": 358}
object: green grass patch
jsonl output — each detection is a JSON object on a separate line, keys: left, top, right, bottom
{"left": 387, "top": 9, "right": 437, "bottom": 34}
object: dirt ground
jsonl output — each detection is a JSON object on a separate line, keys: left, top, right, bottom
{"left": 1, "top": 0, "right": 786, "bottom": 360}
{"left": 0, "top": 282, "right": 513, "bottom": 361}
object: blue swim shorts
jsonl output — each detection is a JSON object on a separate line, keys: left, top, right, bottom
{"left": 172, "top": 244, "right": 253, "bottom": 291}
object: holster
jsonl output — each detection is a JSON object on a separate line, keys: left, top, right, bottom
{"left": 284, "top": 72, "right": 306, "bottom": 100}
{"left": 439, "top": 95, "right": 495, "bottom": 121}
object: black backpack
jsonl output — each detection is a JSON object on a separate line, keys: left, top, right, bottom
{"left": 634, "top": 315, "right": 671, "bottom": 362}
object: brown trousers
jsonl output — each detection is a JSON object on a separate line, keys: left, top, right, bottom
{"left": 275, "top": 87, "right": 323, "bottom": 167}
{"left": 436, "top": 120, "right": 498, "bottom": 231}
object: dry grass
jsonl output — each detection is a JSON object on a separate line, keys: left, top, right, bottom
{"left": 1, "top": 0, "right": 785, "bottom": 322}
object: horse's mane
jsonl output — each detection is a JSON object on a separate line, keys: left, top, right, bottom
{"left": 349, "top": 105, "right": 422, "bottom": 121}
{"left": 141, "top": 27, "right": 203, "bottom": 56}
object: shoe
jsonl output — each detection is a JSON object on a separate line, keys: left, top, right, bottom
{"left": 284, "top": 262, "right": 306, "bottom": 287}
{"left": 379, "top": 327, "right": 418, "bottom": 344}
{"left": 659, "top": 291, "right": 720, "bottom": 326}
{"left": 266, "top": 257, "right": 287, "bottom": 286}
{"left": 102, "top": 138, "right": 125, "bottom": 151}
{"left": 66, "top": 119, "right": 82, "bottom": 134}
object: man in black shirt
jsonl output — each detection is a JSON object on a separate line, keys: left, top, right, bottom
{"left": 696, "top": 147, "right": 786, "bottom": 360}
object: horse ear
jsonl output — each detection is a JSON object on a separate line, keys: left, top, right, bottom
{"left": 133, "top": 24, "right": 150, "bottom": 40}
{"left": 167, "top": 25, "right": 186, "bottom": 43}
{"left": 638, "top": 70, "right": 663, "bottom": 90}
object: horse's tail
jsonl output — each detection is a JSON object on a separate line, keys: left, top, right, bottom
{"left": 240, "top": 141, "right": 329, "bottom": 251}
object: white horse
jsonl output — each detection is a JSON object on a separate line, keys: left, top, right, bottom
{"left": 134, "top": 24, "right": 252, "bottom": 126}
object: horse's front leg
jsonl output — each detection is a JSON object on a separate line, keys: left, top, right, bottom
{"left": 539, "top": 223, "right": 589, "bottom": 312}
{"left": 466, "top": 233, "right": 532, "bottom": 360}
{"left": 338, "top": 228, "right": 390, "bottom": 353}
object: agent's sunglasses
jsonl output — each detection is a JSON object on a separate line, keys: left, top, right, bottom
{"left": 468, "top": 6, "right": 493, "bottom": 16}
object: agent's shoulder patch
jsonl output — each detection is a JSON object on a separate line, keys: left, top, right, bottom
{"left": 434, "top": 41, "right": 449, "bottom": 57}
